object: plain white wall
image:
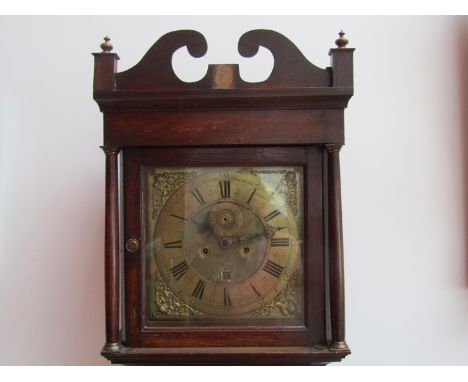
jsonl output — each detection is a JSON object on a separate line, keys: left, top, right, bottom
{"left": 0, "top": 16, "right": 467, "bottom": 365}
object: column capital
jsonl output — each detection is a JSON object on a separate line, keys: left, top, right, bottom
{"left": 325, "top": 144, "right": 342, "bottom": 154}
{"left": 100, "top": 146, "right": 120, "bottom": 155}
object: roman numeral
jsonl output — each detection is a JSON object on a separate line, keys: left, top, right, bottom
{"left": 170, "top": 213, "right": 187, "bottom": 221}
{"left": 164, "top": 240, "right": 183, "bottom": 249}
{"left": 192, "top": 279, "right": 206, "bottom": 300}
{"left": 271, "top": 237, "right": 289, "bottom": 247}
{"left": 250, "top": 283, "right": 261, "bottom": 298}
{"left": 263, "top": 260, "right": 284, "bottom": 278}
{"left": 264, "top": 210, "right": 281, "bottom": 222}
{"left": 246, "top": 188, "right": 256, "bottom": 204}
{"left": 224, "top": 288, "right": 232, "bottom": 306}
{"left": 170, "top": 261, "right": 189, "bottom": 280}
{"left": 219, "top": 180, "right": 231, "bottom": 199}
{"left": 190, "top": 188, "right": 205, "bottom": 206}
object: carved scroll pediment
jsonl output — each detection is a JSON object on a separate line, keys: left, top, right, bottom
{"left": 115, "top": 29, "right": 331, "bottom": 91}
{"left": 116, "top": 30, "right": 209, "bottom": 91}
{"left": 237, "top": 29, "right": 330, "bottom": 88}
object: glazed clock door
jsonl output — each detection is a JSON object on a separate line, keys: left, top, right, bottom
{"left": 123, "top": 146, "right": 326, "bottom": 348}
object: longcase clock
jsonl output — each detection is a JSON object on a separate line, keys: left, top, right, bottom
{"left": 92, "top": 29, "right": 354, "bottom": 365}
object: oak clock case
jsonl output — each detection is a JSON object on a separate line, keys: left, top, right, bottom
{"left": 93, "top": 30, "right": 354, "bottom": 365}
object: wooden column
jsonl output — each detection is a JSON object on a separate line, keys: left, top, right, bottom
{"left": 101, "top": 146, "right": 121, "bottom": 351}
{"left": 325, "top": 144, "right": 347, "bottom": 349}
{"left": 326, "top": 31, "right": 352, "bottom": 350}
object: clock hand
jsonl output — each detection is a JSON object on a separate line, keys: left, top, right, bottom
{"left": 265, "top": 224, "right": 281, "bottom": 238}
{"left": 235, "top": 223, "right": 280, "bottom": 242}
{"left": 187, "top": 216, "right": 214, "bottom": 235}
{"left": 234, "top": 232, "right": 265, "bottom": 242}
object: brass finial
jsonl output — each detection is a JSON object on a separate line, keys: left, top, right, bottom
{"left": 335, "top": 30, "right": 349, "bottom": 48}
{"left": 100, "top": 36, "right": 113, "bottom": 53}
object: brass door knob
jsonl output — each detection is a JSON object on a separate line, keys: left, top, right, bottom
{"left": 126, "top": 238, "right": 140, "bottom": 253}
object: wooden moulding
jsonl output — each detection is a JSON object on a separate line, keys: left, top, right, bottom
{"left": 101, "top": 346, "right": 351, "bottom": 365}
{"left": 103, "top": 109, "right": 345, "bottom": 147}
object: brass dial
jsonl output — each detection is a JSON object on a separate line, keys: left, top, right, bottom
{"left": 151, "top": 169, "right": 300, "bottom": 317}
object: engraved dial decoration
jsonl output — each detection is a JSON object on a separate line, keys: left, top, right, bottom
{"left": 145, "top": 167, "right": 304, "bottom": 321}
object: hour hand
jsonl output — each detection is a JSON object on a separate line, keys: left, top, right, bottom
{"left": 236, "top": 232, "right": 264, "bottom": 242}
{"left": 188, "top": 217, "right": 213, "bottom": 235}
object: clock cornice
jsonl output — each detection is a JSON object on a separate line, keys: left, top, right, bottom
{"left": 92, "top": 30, "right": 354, "bottom": 112}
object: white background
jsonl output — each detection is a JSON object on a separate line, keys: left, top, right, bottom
{"left": 0, "top": 16, "right": 467, "bottom": 365}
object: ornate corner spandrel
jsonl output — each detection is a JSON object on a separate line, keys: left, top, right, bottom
{"left": 149, "top": 169, "right": 197, "bottom": 220}
{"left": 249, "top": 168, "right": 300, "bottom": 217}
{"left": 251, "top": 270, "right": 301, "bottom": 318}
{"left": 152, "top": 271, "right": 202, "bottom": 318}
{"left": 285, "top": 170, "right": 299, "bottom": 216}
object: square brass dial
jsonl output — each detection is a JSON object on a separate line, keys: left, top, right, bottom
{"left": 143, "top": 166, "right": 304, "bottom": 326}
